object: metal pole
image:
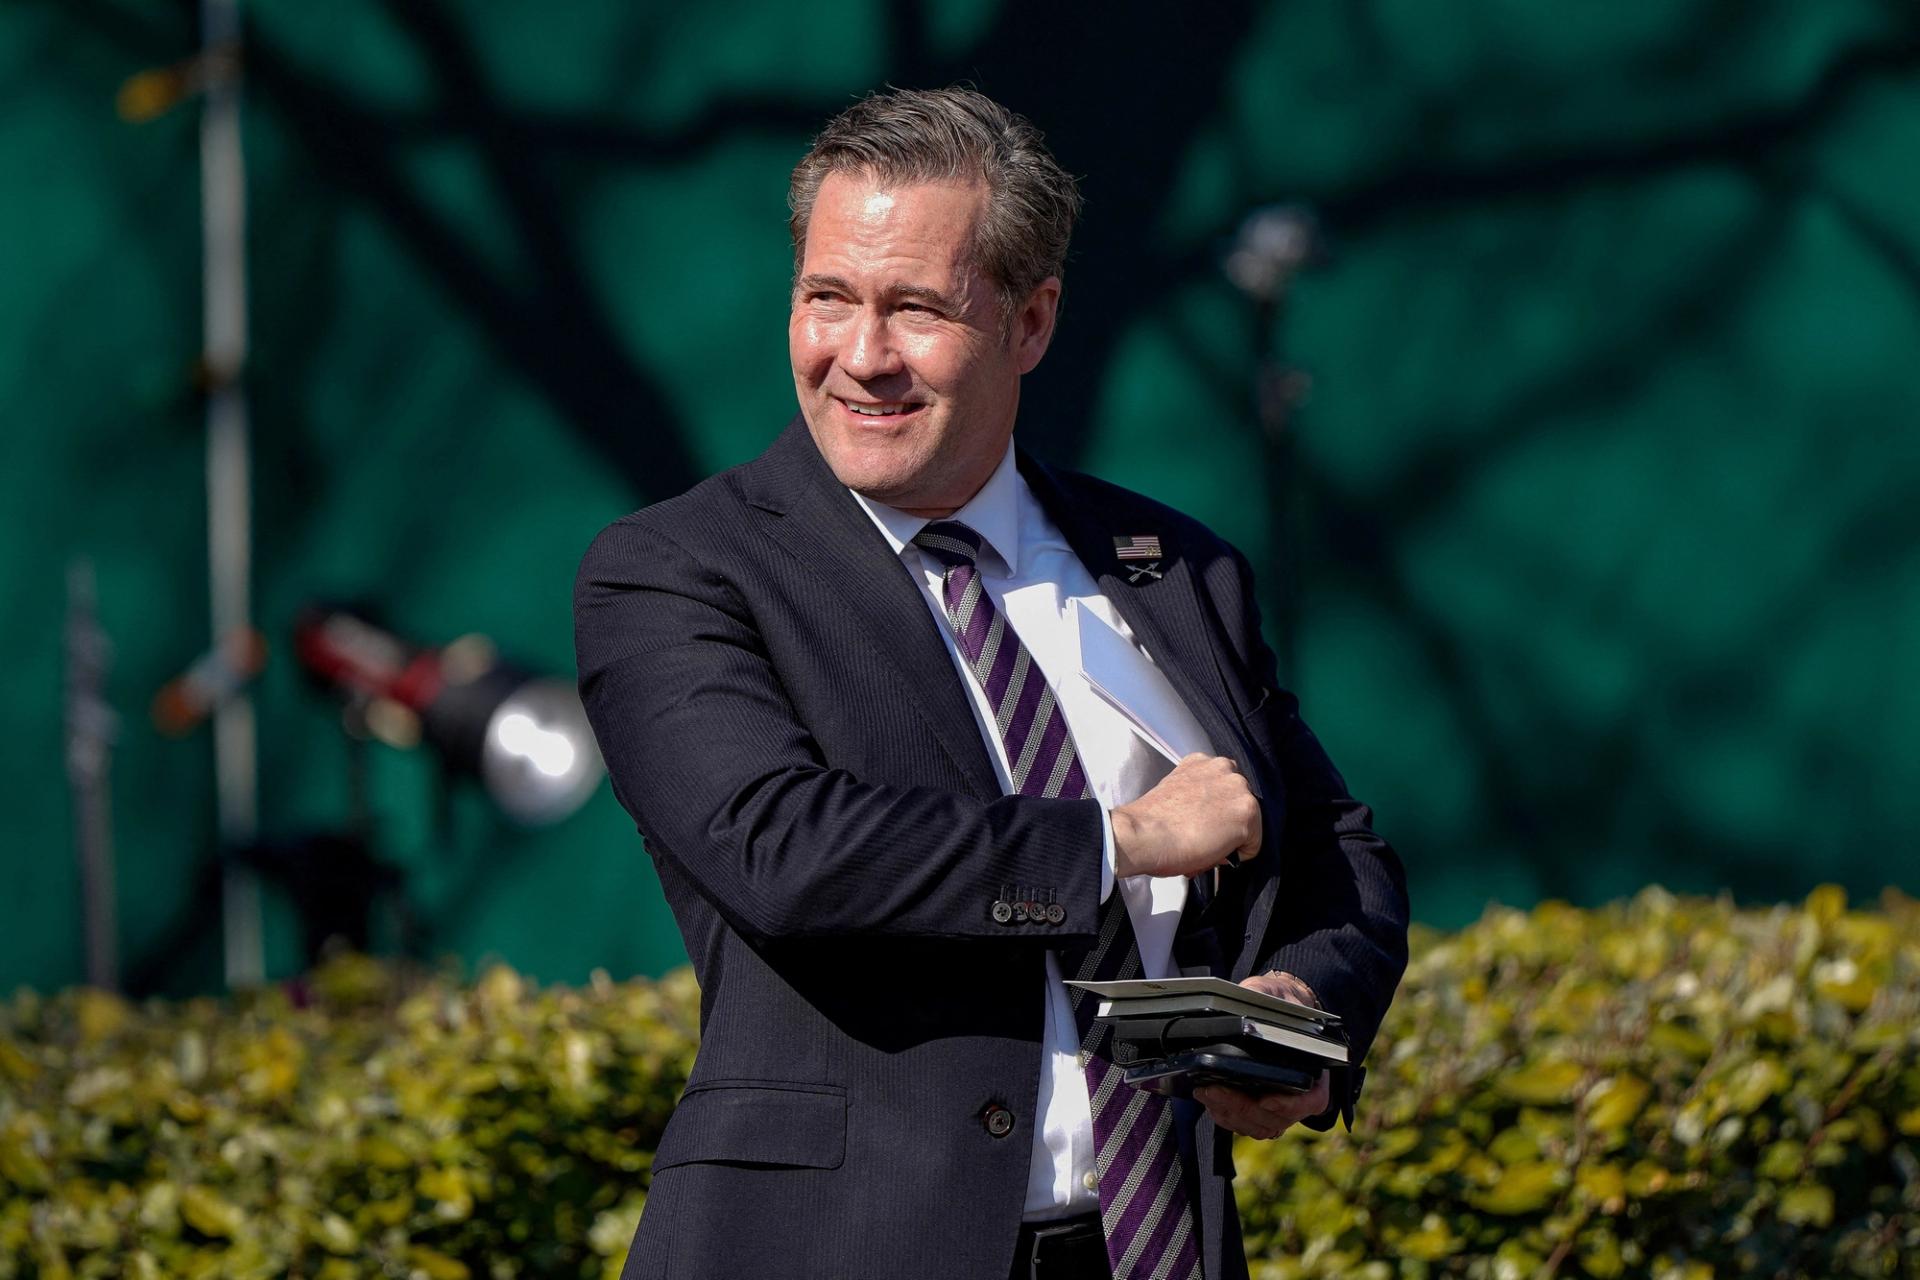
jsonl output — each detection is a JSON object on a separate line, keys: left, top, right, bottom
{"left": 201, "top": 0, "right": 263, "bottom": 987}
{"left": 65, "top": 558, "right": 120, "bottom": 991}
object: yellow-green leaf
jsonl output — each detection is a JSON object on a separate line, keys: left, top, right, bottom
{"left": 1472, "top": 1161, "right": 1563, "bottom": 1214}
{"left": 1725, "top": 1059, "right": 1786, "bottom": 1114}
{"left": 1648, "top": 1022, "right": 1714, "bottom": 1060}
{"left": 1758, "top": 1140, "right": 1804, "bottom": 1181}
{"left": 0, "top": 1043, "right": 38, "bottom": 1083}
{"left": 1576, "top": 1162, "right": 1626, "bottom": 1209}
{"left": 363, "top": 1136, "right": 412, "bottom": 1169}
{"left": 74, "top": 989, "right": 131, "bottom": 1042}
{"left": 1778, "top": 1184, "right": 1834, "bottom": 1228}
{"left": 1625, "top": 1161, "right": 1672, "bottom": 1197}
{"left": 1579, "top": 1228, "right": 1626, "bottom": 1278}
{"left": 1804, "top": 884, "right": 1847, "bottom": 926}
{"left": 418, "top": 1166, "right": 474, "bottom": 1221}
{"left": 179, "top": 1186, "right": 244, "bottom": 1239}
{"left": 405, "top": 1246, "right": 471, "bottom": 1280}
{"left": 0, "top": 1134, "right": 50, "bottom": 1191}
{"left": 1496, "top": 1059, "right": 1583, "bottom": 1106}
{"left": 1585, "top": 1075, "right": 1650, "bottom": 1131}
{"left": 1395, "top": 1214, "right": 1460, "bottom": 1261}
{"left": 313, "top": 1212, "right": 358, "bottom": 1254}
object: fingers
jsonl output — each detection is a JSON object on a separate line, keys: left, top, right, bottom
{"left": 1192, "top": 1086, "right": 1283, "bottom": 1139}
{"left": 1114, "top": 753, "right": 1262, "bottom": 878}
{"left": 1265, "top": 1073, "right": 1330, "bottom": 1122}
{"left": 1180, "top": 755, "right": 1258, "bottom": 868}
{"left": 1238, "top": 971, "right": 1320, "bottom": 1010}
{"left": 1194, "top": 1073, "right": 1330, "bottom": 1141}
{"left": 1233, "top": 798, "right": 1262, "bottom": 864}
{"left": 1207, "top": 755, "right": 1259, "bottom": 865}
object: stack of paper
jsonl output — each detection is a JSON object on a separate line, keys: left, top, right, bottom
{"left": 1068, "top": 976, "right": 1349, "bottom": 1067}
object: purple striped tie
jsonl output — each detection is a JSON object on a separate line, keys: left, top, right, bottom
{"left": 913, "top": 521, "right": 1203, "bottom": 1280}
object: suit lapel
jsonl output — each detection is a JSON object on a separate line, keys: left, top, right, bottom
{"left": 734, "top": 419, "right": 1003, "bottom": 800}
{"left": 1017, "top": 452, "right": 1263, "bottom": 801}
{"left": 730, "top": 423, "right": 1265, "bottom": 921}
{"left": 1020, "top": 453, "right": 1278, "bottom": 924}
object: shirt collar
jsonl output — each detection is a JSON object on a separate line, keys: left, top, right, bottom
{"left": 849, "top": 441, "right": 1025, "bottom": 575}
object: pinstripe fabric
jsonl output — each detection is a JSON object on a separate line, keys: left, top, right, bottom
{"left": 914, "top": 520, "right": 1201, "bottom": 1280}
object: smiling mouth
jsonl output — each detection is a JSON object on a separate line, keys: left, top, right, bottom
{"left": 837, "top": 399, "right": 924, "bottom": 420}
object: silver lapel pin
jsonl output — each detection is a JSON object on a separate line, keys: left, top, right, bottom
{"left": 1113, "top": 534, "right": 1164, "bottom": 584}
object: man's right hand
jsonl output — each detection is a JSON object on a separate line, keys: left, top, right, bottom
{"left": 1110, "top": 753, "right": 1261, "bottom": 879}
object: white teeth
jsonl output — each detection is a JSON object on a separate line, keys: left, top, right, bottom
{"left": 845, "top": 402, "right": 912, "bottom": 416}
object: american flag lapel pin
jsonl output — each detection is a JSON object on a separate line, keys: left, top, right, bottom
{"left": 1113, "top": 534, "right": 1164, "bottom": 583}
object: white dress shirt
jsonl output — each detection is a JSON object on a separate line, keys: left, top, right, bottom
{"left": 851, "top": 441, "right": 1216, "bottom": 1219}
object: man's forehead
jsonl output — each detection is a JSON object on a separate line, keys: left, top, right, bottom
{"left": 811, "top": 170, "right": 987, "bottom": 229}
{"left": 801, "top": 172, "right": 988, "bottom": 276}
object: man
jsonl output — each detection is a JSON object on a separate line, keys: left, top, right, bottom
{"left": 575, "top": 87, "right": 1407, "bottom": 1280}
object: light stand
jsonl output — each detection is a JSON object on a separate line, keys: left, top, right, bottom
{"left": 116, "top": 0, "right": 262, "bottom": 989}
{"left": 293, "top": 608, "right": 606, "bottom": 828}
{"left": 65, "top": 558, "right": 120, "bottom": 991}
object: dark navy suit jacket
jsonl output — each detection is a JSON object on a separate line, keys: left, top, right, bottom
{"left": 573, "top": 419, "right": 1408, "bottom": 1280}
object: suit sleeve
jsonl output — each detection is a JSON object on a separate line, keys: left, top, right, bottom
{"left": 1210, "top": 544, "right": 1410, "bottom": 1119}
{"left": 573, "top": 516, "right": 1105, "bottom": 949}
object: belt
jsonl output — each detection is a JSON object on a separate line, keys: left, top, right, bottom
{"left": 1010, "top": 1212, "right": 1109, "bottom": 1280}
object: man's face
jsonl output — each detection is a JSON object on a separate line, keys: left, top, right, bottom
{"left": 789, "top": 171, "right": 1058, "bottom": 517}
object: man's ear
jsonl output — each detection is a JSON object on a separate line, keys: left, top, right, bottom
{"left": 1011, "top": 276, "right": 1062, "bottom": 374}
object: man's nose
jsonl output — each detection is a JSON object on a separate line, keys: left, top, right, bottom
{"left": 839, "top": 309, "right": 902, "bottom": 378}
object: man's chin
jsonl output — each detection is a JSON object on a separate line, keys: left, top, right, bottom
{"left": 815, "top": 444, "right": 929, "bottom": 505}
{"left": 842, "top": 472, "right": 922, "bottom": 507}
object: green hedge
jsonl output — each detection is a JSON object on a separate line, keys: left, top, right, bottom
{"left": 1235, "top": 888, "right": 1920, "bottom": 1279}
{"left": 0, "top": 963, "right": 699, "bottom": 1279}
{"left": 2, "top": 890, "right": 1915, "bottom": 1278}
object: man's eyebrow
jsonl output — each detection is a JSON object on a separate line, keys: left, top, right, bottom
{"left": 793, "top": 275, "right": 963, "bottom": 312}
{"left": 795, "top": 273, "right": 853, "bottom": 297}
{"left": 889, "top": 283, "right": 962, "bottom": 312}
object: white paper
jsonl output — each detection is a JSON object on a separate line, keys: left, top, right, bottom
{"left": 1073, "top": 600, "right": 1193, "bottom": 764}
{"left": 1067, "top": 976, "right": 1341, "bottom": 1026}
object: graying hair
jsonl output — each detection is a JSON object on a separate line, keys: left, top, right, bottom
{"left": 787, "top": 86, "right": 1082, "bottom": 325}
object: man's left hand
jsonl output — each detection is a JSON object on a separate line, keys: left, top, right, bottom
{"left": 1191, "top": 971, "right": 1329, "bottom": 1140}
